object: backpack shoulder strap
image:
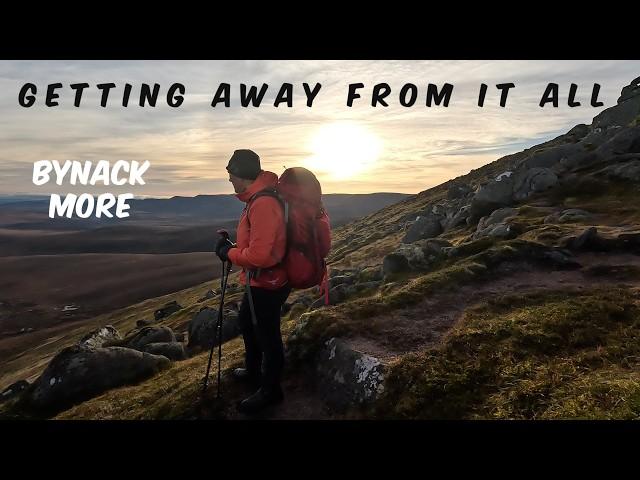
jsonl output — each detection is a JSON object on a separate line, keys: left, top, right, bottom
{"left": 247, "top": 188, "right": 288, "bottom": 227}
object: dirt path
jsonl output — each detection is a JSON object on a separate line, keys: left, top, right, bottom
{"left": 218, "top": 252, "right": 640, "bottom": 420}
{"left": 346, "top": 252, "right": 640, "bottom": 362}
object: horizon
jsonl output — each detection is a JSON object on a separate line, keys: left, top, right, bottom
{"left": 2, "top": 60, "right": 639, "bottom": 197}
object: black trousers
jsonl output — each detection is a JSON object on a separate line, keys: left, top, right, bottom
{"left": 237, "top": 284, "right": 291, "bottom": 391}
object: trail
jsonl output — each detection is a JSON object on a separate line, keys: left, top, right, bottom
{"left": 222, "top": 251, "right": 640, "bottom": 420}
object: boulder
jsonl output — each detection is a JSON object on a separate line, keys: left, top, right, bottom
{"left": 594, "top": 126, "right": 640, "bottom": 159}
{"left": 382, "top": 253, "right": 410, "bottom": 275}
{"left": 402, "top": 214, "right": 443, "bottom": 243}
{"left": 205, "top": 289, "right": 216, "bottom": 299}
{"left": 565, "top": 123, "right": 590, "bottom": 142}
{"left": 558, "top": 209, "right": 592, "bottom": 223}
{"left": 1, "top": 380, "right": 30, "bottom": 403}
{"left": 78, "top": 326, "right": 121, "bottom": 349}
{"left": 442, "top": 205, "right": 471, "bottom": 230}
{"left": 174, "top": 332, "right": 185, "bottom": 343}
{"left": 447, "top": 183, "right": 472, "bottom": 199}
{"left": 569, "top": 227, "right": 598, "bottom": 250}
{"left": 154, "top": 301, "right": 182, "bottom": 321}
{"left": 358, "top": 266, "right": 384, "bottom": 283}
{"left": 125, "top": 326, "right": 176, "bottom": 350}
{"left": 512, "top": 168, "right": 558, "bottom": 201}
{"left": 329, "top": 274, "right": 357, "bottom": 289}
{"left": 618, "top": 76, "right": 640, "bottom": 103}
{"left": 470, "top": 175, "right": 515, "bottom": 220}
{"left": 328, "top": 284, "right": 350, "bottom": 304}
{"left": 316, "top": 338, "right": 385, "bottom": 412}
{"left": 187, "top": 307, "right": 241, "bottom": 349}
{"left": 600, "top": 160, "right": 640, "bottom": 182}
{"left": 477, "top": 207, "right": 519, "bottom": 231}
{"left": 593, "top": 93, "right": 640, "bottom": 129}
{"left": 142, "top": 342, "right": 187, "bottom": 361}
{"left": 518, "top": 144, "right": 583, "bottom": 171}
{"left": 25, "top": 345, "right": 170, "bottom": 411}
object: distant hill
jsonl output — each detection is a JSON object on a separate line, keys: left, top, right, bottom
{"left": 0, "top": 192, "right": 411, "bottom": 255}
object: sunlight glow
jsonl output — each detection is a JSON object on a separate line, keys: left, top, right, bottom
{"left": 304, "top": 122, "right": 383, "bottom": 180}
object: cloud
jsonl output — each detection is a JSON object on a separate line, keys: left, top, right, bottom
{"left": 1, "top": 60, "right": 639, "bottom": 196}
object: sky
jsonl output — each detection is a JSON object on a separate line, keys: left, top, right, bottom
{"left": 0, "top": 60, "right": 639, "bottom": 197}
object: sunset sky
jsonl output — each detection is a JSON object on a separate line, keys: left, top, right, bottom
{"left": 1, "top": 60, "right": 639, "bottom": 197}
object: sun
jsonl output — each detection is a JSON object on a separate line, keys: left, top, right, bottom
{"left": 304, "top": 122, "right": 383, "bottom": 179}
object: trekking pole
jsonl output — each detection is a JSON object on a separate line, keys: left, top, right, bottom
{"left": 202, "top": 230, "right": 233, "bottom": 397}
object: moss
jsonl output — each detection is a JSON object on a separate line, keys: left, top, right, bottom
{"left": 372, "top": 287, "right": 640, "bottom": 419}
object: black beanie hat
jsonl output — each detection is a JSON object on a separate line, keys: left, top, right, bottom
{"left": 226, "top": 149, "right": 261, "bottom": 180}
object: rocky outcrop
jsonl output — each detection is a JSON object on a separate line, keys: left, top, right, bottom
{"left": 1, "top": 380, "right": 30, "bottom": 403}
{"left": 512, "top": 168, "right": 558, "bottom": 201}
{"left": 316, "top": 338, "right": 385, "bottom": 412}
{"left": 142, "top": 342, "right": 187, "bottom": 361}
{"left": 187, "top": 306, "right": 241, "bottom": 349}
{"left": 78, "top": 326, "right": 121, "bottom": 349}
{"left": 25, "top": 345, "right": 170, "bottom": 411}
{"left": 402, "top": 214, "right": 443, "bottom": 243}
{"left": 383, "top": 253, "right": 410, "bottom": 275}
{"left": 122, "top": 326, "right": 176, "bottom": 350}
{"left": 154, "top": 301, "right": 182, "bottom": 321}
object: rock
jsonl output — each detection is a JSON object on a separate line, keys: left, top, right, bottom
{"left": 187, "top": 307, "right": 241, "bottom": 349}
{"left": 593, "top": 93, "right": 640, "bottom": 130}
{"left": 470, "top": 175, "right": 515, "bottom": 220}
{"left": 402, "top": 214, "right": 443, "bottom": 243}
{"left": 174, "top": 332, "right": 185, "bottom": 342}
{"left": 136, "top": 320, "right": 152, "bottom": 328}
{"left": 543, "top": 249, "right": 581, "bottom": 268}
{"left": 474, "top": 222, "right": 516, "bottom": 240}
{"left": 316, "top": 338, "right": 385, "bottom": 412}
{"left": 571, "top": 227, "right": 598, "bottom": 250}
{"left": 26, "top": 345, "right": 170, "bottom": 411}
{"left": 329, "top": 275, "right": 357, "bottom": 289}
{"left": 566, "top": 124, "right": 590, "bottom": 142}
{"left": 617, "top": 232, "right": 640, "bottom": 249}
{"left": 154, "top": 301, "right": 182, "bottom": 321}
{"left": 599, "top": 159, "right": 640, "bottom": 182}
{"left": 142, "top": 342, "right": 187, "bottom": 361}
{"left": 495, "top": 171, "right": 513, "bottom": 181}
{"left": 205, "top": 289, "right": 216, "bottom": 299}
{"left": 419, "top": 238, "right": 453, "bottom": 256}
{"left": 477, "top": 207, "right": 518, "bottom": 231}
{"left": 126, "top": 326, "right": 176, "bottom": 350}
{"left": 447, "top": 183, "right": 472, "bottom": 199}
{"left": 1, "top": 380, "right": 30, "bottom": 403}
{"left": 595, "top": 126, "right": 640, "bottom": 159}
{"left": 382, "top": 253, "right": 410, "bottom": 275}
{"left": 518, "top": 144, "right": 583, "bottom": 171}
{"left": 558, "top": 209, "right": 592, "bottom": 223}
{"left": 561, "top": 227, "right": 601, "bottom": 250}
{"left": 617, "top": 76, "right": 640, "bottom": 104}
{"left": 393, "top": 244, "right": 426, "bottom": 268}
{"left": 442, "top": 205, "right": 471, "bottom": 230}
{"left": 512, "top": 168, "right": 558, "bottom": 201}
{"left": 348, "top": 281, "right": 383, "bottom": 294}
{"left": 358, "top": 266, "right": 384, "bottom": 283}
{"left": 78, "top": 326, "right": 121, "bottom": 349}
{"left": 328, "top": 284, "right": 350, "bottom": 304}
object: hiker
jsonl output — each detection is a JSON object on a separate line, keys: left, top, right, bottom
{"left": 215, "top": 149, "right": 291, "bottom": 414}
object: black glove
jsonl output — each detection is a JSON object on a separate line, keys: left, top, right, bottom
{"left": 215, "top": 237, "right": 235, "bottom": 262}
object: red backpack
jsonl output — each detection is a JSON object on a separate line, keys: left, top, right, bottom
{"left": 251, "top": 167, "right": 332, "bottom": 303}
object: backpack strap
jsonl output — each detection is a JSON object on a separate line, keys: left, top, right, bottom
{"left": 244, "top": 188, "right": 289, "bottom": 279}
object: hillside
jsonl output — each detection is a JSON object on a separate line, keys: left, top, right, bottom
{"left": 1, "top": 76, "right": 640, "bottom": 420}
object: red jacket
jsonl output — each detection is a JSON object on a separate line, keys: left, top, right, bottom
{"left": 227, "top": 171, "right": 288, "bottom": 289}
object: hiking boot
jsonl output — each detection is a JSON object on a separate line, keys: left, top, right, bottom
{"left": 231, "top": 368, "right": 260, "bottom": 385}
{"left": 237, "top": 386, "right": 284, "bottom": 414}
